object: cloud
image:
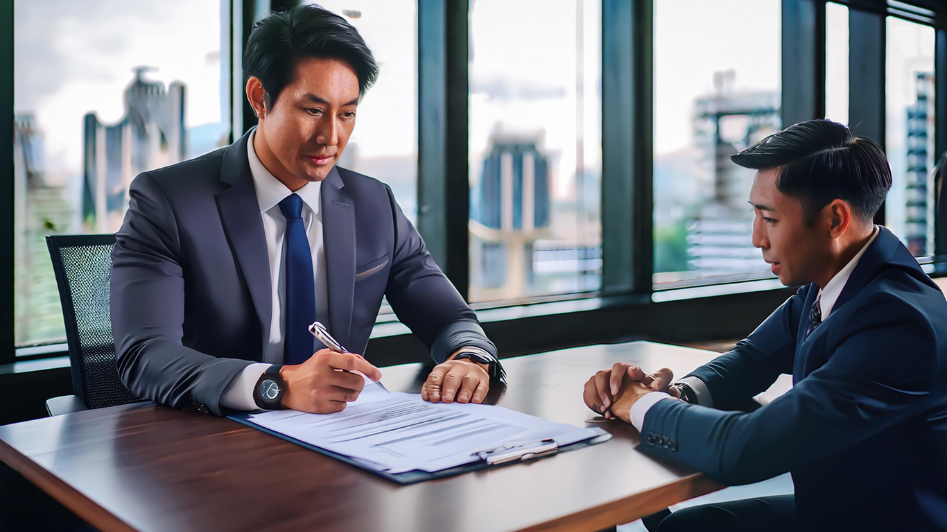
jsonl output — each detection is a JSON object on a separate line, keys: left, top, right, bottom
{"left": 14, "top": 0, "right": 174, "bottom": 110}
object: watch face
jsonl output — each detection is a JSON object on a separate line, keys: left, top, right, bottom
{"left": 260, "top": 379, "right": 281, "bottom": 401}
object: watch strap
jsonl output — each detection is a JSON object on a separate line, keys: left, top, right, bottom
{"left": 265, "top": 364, "right": 284, "bottom": 379}
{"left": 454, "top": 348, "right": 506, "bottom": 383}
{"left": 673, "top": 382, "right": 698, "bottom": 404}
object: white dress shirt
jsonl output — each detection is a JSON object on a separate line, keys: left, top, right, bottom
{"left": 219, "top": 131, "right": 329, "bottom": 411}
{"left": 628, "top": 226, "right": 881, "bottom": 431}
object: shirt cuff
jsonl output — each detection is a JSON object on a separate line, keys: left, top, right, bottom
{"left": 680, "top": 376, "right": 713, "bottom": 407}
{"left": 219, "top": 363, "right": 270, "bottom": 411}
{"left": 630, "top": 392, "right": 674, "bottom": 432}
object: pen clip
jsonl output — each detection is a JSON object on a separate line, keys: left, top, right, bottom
{"left": 309, "top": 321, "right": 348, "bottom": 352}
{"left": 476, "top": 439, "right": 559, "bottom": 466}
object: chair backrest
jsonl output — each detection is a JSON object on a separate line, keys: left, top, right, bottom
{"left": 46, "top": 234, "right": 141, "bottom": 409}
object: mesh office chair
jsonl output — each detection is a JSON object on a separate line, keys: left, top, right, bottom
{"left": 45, "top": 234, "right": 143, "bottom": 415}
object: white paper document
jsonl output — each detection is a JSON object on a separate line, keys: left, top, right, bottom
{"left": 243, "top": 381, "right": 609, "bottom": 474}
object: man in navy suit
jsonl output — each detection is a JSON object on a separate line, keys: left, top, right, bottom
{"left": 584, "top": 120, "right": 947, "bottom": 531}
{"left": 111, "top": 5, "right": 502, "bottom": 416}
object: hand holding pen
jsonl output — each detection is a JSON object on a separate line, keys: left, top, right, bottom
{"left": 276, "top": 323, "right": 384, "bottom": 414}
{"left": 309, "top": 322, "right": 389, "bottom": 392}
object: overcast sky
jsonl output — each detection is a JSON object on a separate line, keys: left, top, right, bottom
{"left": 14, "top": 0, "right": 936, "bottom": 196}
{"left": 14, "top": 0, "right": 224, "bottom": 174}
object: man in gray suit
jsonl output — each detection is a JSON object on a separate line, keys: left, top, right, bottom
{"left": 111, "top": 5, "right": 501, "bottom": 416}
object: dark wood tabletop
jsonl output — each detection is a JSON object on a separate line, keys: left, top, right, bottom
{"left": 0, "top": 341, "right": 724, "bottom": 532}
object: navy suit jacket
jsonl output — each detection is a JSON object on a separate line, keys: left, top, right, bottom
{"left": 641, "top": 227, "right": 947, "bottom": 531}
{"left": 111, "top": 130, "right": 495, "bottom": 415}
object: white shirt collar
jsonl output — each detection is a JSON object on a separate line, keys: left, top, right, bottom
{"left": 247, "top": 130, "right": 321, "bottom": 216}
{"left": 819, "top": 226, "right": 879, "bottom": 320}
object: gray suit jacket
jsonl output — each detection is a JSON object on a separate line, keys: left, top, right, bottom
{"left": 111, "top": 129, "right": 496, "bottom": 415}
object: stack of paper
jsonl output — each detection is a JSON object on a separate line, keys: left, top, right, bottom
{"left": 243, "top": 381, "right": 608, "bottom": 474}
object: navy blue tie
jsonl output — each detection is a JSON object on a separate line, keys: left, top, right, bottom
{"left": 278, "top": 194, "right": 316, "bottom": 365}
{"left": 804, "top": 296, "right": 822, "bottom": 340}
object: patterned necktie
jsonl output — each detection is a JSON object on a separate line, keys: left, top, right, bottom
{"left": 278, "top": 194, "right": 316, "bottom": 365}
{"left": 804, "top": 295, "right": 822, "bottom": 340}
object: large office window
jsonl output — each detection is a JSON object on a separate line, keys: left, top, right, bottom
{"left": 652, "top": 0, "right": 781, "bottom": 288}
{"left": 467, "top": 0, "right": 602, "bottom": 304}
{"left": 306, "top": 1, "right": 419, "bottom": 223}
{"left": 13, "top": 0, "right": 230, "bottom": 348}
{"left": 886, "top": 16, "right": 936, "bottom": 257}
{"left": 8, "top": 0, "right": 947, "bottom": 363}
{"left": 825, "top": 2, "right": 849, "bottom": 126}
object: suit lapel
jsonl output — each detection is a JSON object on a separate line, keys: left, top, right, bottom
{"left": 216, "top": 129, "right": 272, "bottom": 357}
{"left": 321, "top": 167, "right": 356, "bottom": 348}
{"left": 793, "top": 285, "right": 819, "bottom": 385}
{"left": 831, "top": 226, "right": 899, "bottom": 315}
{"left": 795, "top": 227, "right": 901, "bottom": 381}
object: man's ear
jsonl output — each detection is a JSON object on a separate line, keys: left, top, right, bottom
{"left": 245, "top": 77, "right": 268, "bottom": 119}
{"left": 826, "top": 199, "right": 852, "bottom": 237}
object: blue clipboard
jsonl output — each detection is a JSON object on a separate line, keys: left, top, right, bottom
{"left": 228, "top": 413, "right": 612, "bottom": 485}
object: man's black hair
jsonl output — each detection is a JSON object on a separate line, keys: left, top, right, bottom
{"left": 731, "top": 119, "right": 892, "bottom": 225}
{"left": 243, "top": 4, "right": 379, "bottom": 108}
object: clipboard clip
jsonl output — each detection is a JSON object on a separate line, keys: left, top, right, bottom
{"left": 475, "top": 439, "right": 559, "bottom": 465}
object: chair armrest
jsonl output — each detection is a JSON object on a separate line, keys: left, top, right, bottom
{"left": 46, "top": 395, "right": 89, "bottom": 416}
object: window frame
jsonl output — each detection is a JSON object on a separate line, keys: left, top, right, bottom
{"left": 2, "top": 0, "right": 13, "bottom": 364}
{"left": 5, "top": 0, "right": 947, "bottom": 366}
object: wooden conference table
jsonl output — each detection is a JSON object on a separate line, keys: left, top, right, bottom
{"left": 0, "top": 341, "right": 726, "bottom": 532}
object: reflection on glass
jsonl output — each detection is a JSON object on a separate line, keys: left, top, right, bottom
{"left": 305, "top": 1, "right": 418, "bottom": 223}
{"left": 468, "top": 0, "right": 602, "bottom": 303}
{"left": 825, "top": 2, "right": 849, "bottom": 125}
{"left": 653, "top": 0, "right": 781, "bottom": 288}
{"left": 13, "top": 0, "right": 229, "bottom": 347}
{"left": 886, "top": 17, "right": 935, "bottom": 257}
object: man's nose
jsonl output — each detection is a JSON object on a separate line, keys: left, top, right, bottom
{"left": 315, "top": 117, "right": 338, "bottom": 146}
{"left": 751, "top": 217, "right": 769, "bottom": 249}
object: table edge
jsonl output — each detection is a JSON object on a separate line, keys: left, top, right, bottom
{"left": 515, "top": 473, "right": 723, "bottom": 532}
{"left": 0, "top": 436, "right": 138, "bottom": 532}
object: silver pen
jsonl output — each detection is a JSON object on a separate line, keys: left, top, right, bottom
{"left": 308, "top": 321, "right": 389, "bottom": 392}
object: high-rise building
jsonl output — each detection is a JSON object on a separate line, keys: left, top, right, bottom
{"left": 82, "top": 67, "right": 186, "bottom": 232}
{"left": 470, "top": 131, "right": 552, "bottom": 300}
{"left": 686, "top": 71, "right": 780, "bottom": 278}
{"left": 13, "top": 114, "right": 44, "bottom": 186}
{"left": 13, "top": 114, "right": 75, "bottom": 344}
{"left": 905, "top": 72, "right": 935, "bottom": 256}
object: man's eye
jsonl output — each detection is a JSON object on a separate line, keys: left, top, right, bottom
{"left": 305, "top": 108, "right": 323, "bottom": 115}
{"left": 341, "top": 112, "right": 356, "bottom": 119}
{"left": 763, "top": 217, "right": 777, "bottom": 224}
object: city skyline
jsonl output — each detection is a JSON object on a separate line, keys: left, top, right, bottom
{"left": 11, "top": 0, "right": 942, "bottom": 346}
{"left": 82, "top": 69, "right": 187, "bottom": 233}
{"left": 13, "top": 0, "right": 226, "bottom": 177}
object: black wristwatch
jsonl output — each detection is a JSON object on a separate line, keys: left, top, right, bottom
{"left": 253, "top": 364, "right": 286, "bottom": 410}
{"left": 452, "top": 347, "right": 505, "bottom": 381}
{"left": 671, "top": 382, "right": 698, "bottom": 404}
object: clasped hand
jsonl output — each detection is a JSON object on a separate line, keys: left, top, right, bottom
{"left": 582, "top": 363, "right": 680, "bottom": 424}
